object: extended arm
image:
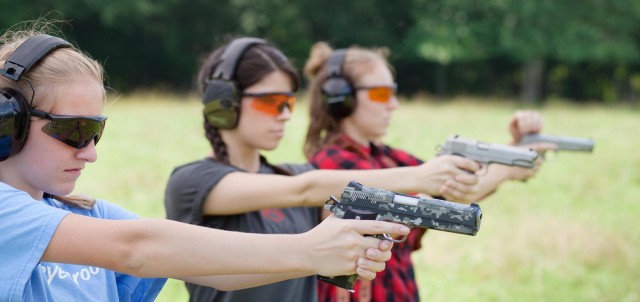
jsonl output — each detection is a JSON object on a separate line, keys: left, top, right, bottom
{"left": 41, "top": 214, "right": 406, "bottom": 288}
{"left": 204, "top": 155, "right": 480, "bottom": 215}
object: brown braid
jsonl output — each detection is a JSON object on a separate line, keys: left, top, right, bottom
{"left": 204, "top": 118, "right": 230, "bottom": 163}
{"left": 45, "top": 193, "right": 96, "bottom": 210}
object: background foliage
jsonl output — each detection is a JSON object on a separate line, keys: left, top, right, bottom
{"left": 3, "top": 0, "right": 640, "bottom": 103}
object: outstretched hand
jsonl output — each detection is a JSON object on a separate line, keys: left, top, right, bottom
{"left": 302, "top": 215, "right": 409, "bottom": 279}
{"left": 418, "top": 155, "right": 480, "bottom": 200}
{"left": 509, "top": 110, "right": 544, "bottom": 144}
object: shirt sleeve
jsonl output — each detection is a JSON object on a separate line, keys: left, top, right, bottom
{"left": 90, "top": 201, "right": 168, "bottom": 301}
{"left": 0, "top": 188, "right": 69, "bottom": 301}
{"left": 164, "top": 159, "right": 238, "bottom": 225}
{"left": 382, "top": 145, "right": 424, "bottom": 166}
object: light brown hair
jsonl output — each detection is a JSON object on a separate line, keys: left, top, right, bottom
{"left": 303, "top": 42, "right": 393, "bottom": 159}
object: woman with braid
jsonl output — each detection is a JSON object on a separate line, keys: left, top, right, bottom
{"left": 163, "top": 37, "right": 483, "bottom": 302}
{"left": 303, "top": 42, "right": 553, "bottom": 302}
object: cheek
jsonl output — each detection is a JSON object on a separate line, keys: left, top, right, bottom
{"left": 353, "top": 101, "right": 385, "bottom": 124}
{"left": 236, "top": 110, "right": 272, "bottom": 139}
{"left": 20, "top": 130, "right": 60, "bottom": 166}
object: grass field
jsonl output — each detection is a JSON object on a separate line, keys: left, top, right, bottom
{"left": 74, "top": 93, "right": 640, "bottom": 302}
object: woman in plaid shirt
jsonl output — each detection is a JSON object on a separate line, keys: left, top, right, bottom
{"left": 303, "top": 42, "right": 552, "bottom": 302}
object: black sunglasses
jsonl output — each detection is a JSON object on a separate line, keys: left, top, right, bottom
{"left": 30, "top": 109, "right": 108, "bottom": 149}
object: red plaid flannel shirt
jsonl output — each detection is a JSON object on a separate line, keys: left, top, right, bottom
{"left": 310, "top": 134, "right": 426, "bottom": 302}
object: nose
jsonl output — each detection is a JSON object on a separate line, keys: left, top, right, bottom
{"left": 388, "top": 95, "right": 400, "bottom": 110}
{"left": 277, "top": 105, "right": 292, "bottom": 121}
{"left": 76, "top": 139, "right": 98, "bottom": 163}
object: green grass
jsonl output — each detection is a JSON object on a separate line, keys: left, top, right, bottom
{"left": 74, "top": 93, "right": 640, "bottom": 302}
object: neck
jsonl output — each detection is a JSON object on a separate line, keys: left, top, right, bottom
{"left": 0, "top": 165, "right": 44, "bottom": 200}
{"left": 215, "top": 132, "right": 262, "bottom": 173}
{"left": 340, "top": 119, "right": 372, "bottom": 147}
{"left": 227, "top": 149, "right": 261, "bottom": 172}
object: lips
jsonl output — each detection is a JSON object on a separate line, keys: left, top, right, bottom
{"left": 64, "top": 167, "right": 83, "bottom": 178}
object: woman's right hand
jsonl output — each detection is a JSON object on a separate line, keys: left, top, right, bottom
{"left": 416, "top": 155, "right": 480, "bottom": 202}
{"left": 300, "top": 215, "right": 409, "bottom": 280}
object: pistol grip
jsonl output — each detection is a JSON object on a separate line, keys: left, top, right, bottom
{"left": 317, "top": 274, "right": 357, "bottom": 292}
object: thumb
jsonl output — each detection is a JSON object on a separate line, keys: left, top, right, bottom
{"left": 451, "top": 156, "right": 481, "bottom": 173}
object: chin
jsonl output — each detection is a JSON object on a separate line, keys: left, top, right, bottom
{"left": 49, "top": 184, "right": 76, "bottom": 197}
{"left": 256, "top": 143, "right": 277, "bottom": 151}
{"left": 259, "top": 139, "right": 282, "bottom": 151}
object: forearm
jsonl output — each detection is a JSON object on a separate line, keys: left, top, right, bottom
{"left": 122, "top": 219, "right": 313, "bottom": 277}
{"left": 204, "top": 166, "right": 424, "bottom": 215}
{"left": 297, "top": 167, "right": 422, "bottom": 205}
{"left": 43, "top": 215, "right": 310, "bottom": 278}
{"left": 182, "top": 272, "right": 309, "bottom": 291}
{"left": 471, "top": 165, "right": 515, "bottom": 201}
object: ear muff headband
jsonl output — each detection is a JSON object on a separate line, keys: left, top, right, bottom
{"left": 202, "top": 37, "right": 268, "bottom": 129}
{"left": 1, "top": 34, "right": 71, "bottom": 81}
{"left": 0, "top": 34, "right": 71, "bottom": 161}
{"left": 321, "top": 49, "right": 356, "bottom": 119}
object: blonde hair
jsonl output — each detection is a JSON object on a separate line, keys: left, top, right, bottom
{"left": 303, "top": 42, "right": 393, "bottom": 159}
{"left": 0, "top": 21, "right": 104, "bottom": 209}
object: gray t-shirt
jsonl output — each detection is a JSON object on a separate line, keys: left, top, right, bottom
{"left": 164, "top": 157, "right": 320, "bottom": 302}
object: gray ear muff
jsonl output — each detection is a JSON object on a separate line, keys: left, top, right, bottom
{"left": 321, "top": 49, "right": 355, "bottom": 119}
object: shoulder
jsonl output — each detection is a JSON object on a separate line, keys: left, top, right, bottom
{"left": 0, "top": 183, "right": 69, "bottom": 222}
{"left": 90, "top": 199, "right": 139, "bottom": 220}
{"left": 277, "top": 163, "right": 315, "bottom": 175}
{"left": 380, "top": 144, "right": 424, "bottom": 166}
{"left": 310, "top": 145, "right": 373, "bottom": 169}
{"left": 169, "top": 158, "right": 238, "bottom": 183}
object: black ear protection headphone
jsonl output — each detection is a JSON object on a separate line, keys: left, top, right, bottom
{"left": 0, "top": 34, "right": 71, "bottom": 161}
{"left": 321, "top": 49, "right": 356, "bottom": 119}
{"left": 202, "top": 37, "right": 268, "bottom": 129}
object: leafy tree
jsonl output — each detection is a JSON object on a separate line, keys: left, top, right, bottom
{"left": 404, "top": 0, "right": 640, "bottom": 103}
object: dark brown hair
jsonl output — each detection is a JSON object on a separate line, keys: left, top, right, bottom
{"left": 197, "top": 39, "right": 300, "bottom": 175}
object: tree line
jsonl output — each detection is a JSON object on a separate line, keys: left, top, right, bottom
{"left": 3, "top": 0, "right": 640, "bottom": 103}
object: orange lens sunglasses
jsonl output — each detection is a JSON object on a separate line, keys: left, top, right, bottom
{"left": 243, "top": 92, "right": 296, "bottom": 116}
{"left": 356, "top": 83, "right": 398, "bottom": 103}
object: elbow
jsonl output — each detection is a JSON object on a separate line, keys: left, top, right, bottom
{"left": 117, "top": 248, "right": 147, "bottom": 277}
{"left": 106, "top": 230, "right": 152, "bottom": 277}
{"left": 293, "top": 173, "right": 315, "bottom": 207}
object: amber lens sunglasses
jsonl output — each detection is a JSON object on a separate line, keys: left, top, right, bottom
{"left": 243, "top": 92, "right": 296, "bottom": 116}
{"left": 356, "top": 83, "right": 398, "bottom": 103}
{"left": 30, "top": 109, "right": 107, "bottom": 149}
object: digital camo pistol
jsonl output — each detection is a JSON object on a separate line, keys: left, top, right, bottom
{"left": 437, "top": 135, "right": 539, "bottom": 168}
{"left": 318, "top": 180, "right": 482, "bottom": 291}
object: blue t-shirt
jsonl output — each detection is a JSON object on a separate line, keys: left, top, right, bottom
{"left": 0, "top": 182, "right": 166, "bottom": 302}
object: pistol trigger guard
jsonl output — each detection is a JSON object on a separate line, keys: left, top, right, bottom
{"left": 435, "top": 144, "right": 443, "bottom": 154}
{"left": 383, "top": 233, "right": 407, "bottom": 243}
{"left": 325, "top": 196, "right": 339, "bottom": 206}
{"left": 477, "top": 163, "right": 489, "bottom": 176}
{"left": 324, "top": 196, "right": 340, "bottom": 212}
